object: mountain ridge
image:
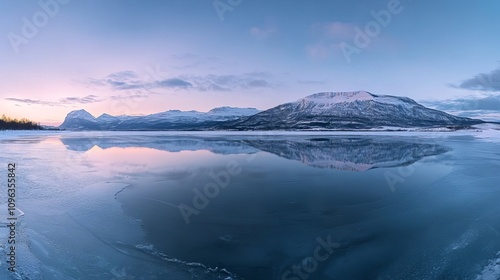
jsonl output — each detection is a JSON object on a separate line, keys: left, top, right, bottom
{"left": 59, "top": 107, "right": 260, "bottom": 130}
{"left": 59, "top": 91, "right": 484, "bottom": 131}
{"left": 219, "top": 91, "right": 483, "bottom": 130}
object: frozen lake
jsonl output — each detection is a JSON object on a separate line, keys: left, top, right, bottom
{"left": 1, "top": 131, "right": 500, "bottom": 279}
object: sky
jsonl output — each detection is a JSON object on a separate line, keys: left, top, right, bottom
{"left": 1, "top": 0, "right": 500, "bottom": 126}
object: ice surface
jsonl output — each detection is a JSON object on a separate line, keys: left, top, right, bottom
{"left": 0, "top": 130, "right": 500, "bottom": 279}
{"left": 476, "top": 253, "right": 500, "bottom": 280}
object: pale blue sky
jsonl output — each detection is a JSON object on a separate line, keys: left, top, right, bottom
{"left": 1, "top": 0, "right": 499, "bottom": 125}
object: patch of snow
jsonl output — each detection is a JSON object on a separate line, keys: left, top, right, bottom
{"left": 208, "top": 107, "right": 259, "bottom": 116}
{"left": 66, "top": 109, "right": 96, "bottom": 122}
{"left": 373, "top": 95, "right": 417, "bottom": 109}
{"left": 0, "top": 130, "right": 68, "bottom": 141}
{"left": 96, "top": 113, "right": 119, "bottom": 122}
{"left": 302, "top": 91, "right": 375, "bottom": 104}
{"left": 472, "top": 123, "right": 500, "bottom": 130}
{"left": 474, "top": 129, "right": 500, "bottom": 142}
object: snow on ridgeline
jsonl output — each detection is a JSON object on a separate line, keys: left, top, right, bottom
{"left": 225, "top": 90, "right": 484, "bottom": 130}
{"left": 298, "top": 91, "right": 418, "bottom": 110}
{"left": 65, "top": 109, "right": 97, "bottom": 122}
{"left": 302, "top": 91, "right": 376, "bottom": 104}
{"left": 59, "top": 90, "right": 492, "bottom": 131}
{"left": 59, "top": 107, "right": 260, "bottom": 130}
{"left": 208, "top": 106, "right": 260, "bottom": 116}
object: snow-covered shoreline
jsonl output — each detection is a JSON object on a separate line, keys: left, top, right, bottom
{"left": 1, "top": 123, "right": 499, "bottom": 141}
{"left": 0, "top": 130, "right": 72, "bottom": 140}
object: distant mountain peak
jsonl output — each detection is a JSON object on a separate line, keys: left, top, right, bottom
{"left": 98, "top": 113, "right": 114, "bottom": 118}
{"left": 59, "top": 106, "right": 260, "bottom": 130}
{"left": 96, "top": 113, "right": 119, "bottom": 122}
{"left": 69, "top": 108, "right": 91, "bottom": 114}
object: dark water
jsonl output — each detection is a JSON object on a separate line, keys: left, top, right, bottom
{"left": 1, "top": 132, "right": 500, "bottom": 279}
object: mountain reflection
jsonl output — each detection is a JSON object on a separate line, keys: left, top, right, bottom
{"left": 60, "top": 135, "right": 450, "bottom": 172}
{"left": 244, "top": 137, "right": 450, "bottom": 171}
{"left": 59, "top": 135, "right": 259, "bottom": 154}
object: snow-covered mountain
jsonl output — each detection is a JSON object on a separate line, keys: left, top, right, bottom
{"left": 59, "top": 107, "right": 260, "bottom": 130}
{"left": 59, "top": 109, "right": 101, "bottom": 130}
{"left": 220, "top": 91, "right": 483, "bottom": 130}
{"left": 66, "top": 109, "right": 96, "bottom": 122}
{"left": 59, "top": 91, "right": 484, "bottom": 131}
{"left": 96, "top": 113, "right": 120, "bottom": 123}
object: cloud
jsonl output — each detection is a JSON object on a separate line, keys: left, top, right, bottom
{"left": 452, "top": 67, "right": 500, "bottom": 91}
{"left": 5, "top": 95, "right": 104, "bottom": 107}
{"left": 246, "top": 79, "right": 270, "bottom": 88}
{"left": 250, "top": 18, "right": 278, "bottom": 40}
{"left": 423, "top": 95, "right": 500, "bottom": 112}
{"left": 157, "top": 78, "right": 193, "bottom": 88}
{"left": 306, "top": 43, "right": 333, "bottom": 60}
{"left": 250, "top": 26, "right": 277, "bottom": 39}
{"left": 306, "top": 21, "right": 398, "bottom": 60}
{"left": 60, "top": 95, "right": 103, "bottom": 104}
{"left": 88, "top": 70, "right": 272, "bottom": 94}
{"left": 5, "top": 98, "right": 55, "bottom": 106}
{"left": 106, "top": 70, "right": 138, "bottom": 80}
{"left": 89, "top": 70, "right": 192, "bottom": 92}
{"left": 421, "top": 94, "right": 500, "bottom": 122}
{"left": 316, "top": 22, "right": 356, "bottom": 41}
{"left": 447, "top": 111, "right": 500, "bottom": 122}
{"left": 185, "top": 73, "right": 273, "bottom": 91}
{"left": 298, "top": 80, "right": 326, "bottom": 85}
{"left": 306, "top": 22, "right": 356, "bottom": 60}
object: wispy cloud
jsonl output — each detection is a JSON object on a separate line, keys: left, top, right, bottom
{"left": 250, "top": 26, "right": 277, "bottom": 39}
{"left": 157, "top": 78, "right": 193, "bottom": 88}
{"left": 169, "top": 53, "right": 221, "bottom": 70}
{"left": 88, "top": 70, "right": 193, "bottom": 92}
{"left": 250, "top": 18, "right": 278, "bottom": 39}
{"left": 447, "top": 111, "right": 500, "bottom": 122}
{"left": 423, "top": 95, "right": 500, "bottom": 112}
{"left": 87, "top": 70, "right": 273, "bottom": 95}
{"left": 421, "top": 94, "right": 500, "bottom": 122}
{"left": 306, "top": 22, "right": 355, "bottom": 59}
{"left": 5, "top": 95, "right": 104, "bottom": 107}
{"left": 60, "top": 95, "right": 104, "bottom": 104}
{"left": 185, "top": 72, "right": 273, "bottom": 91}
{"left": 298, "top": 80, "right": 326, "bottom": 85}
{"left": 306, "top": 21, "right": 397, "bottom": 60}
{"left": 318, "top": 22, "right": 356, "bottom": 41}
{"left": 451, "top": 67, "right": 500, "bottom": 92}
